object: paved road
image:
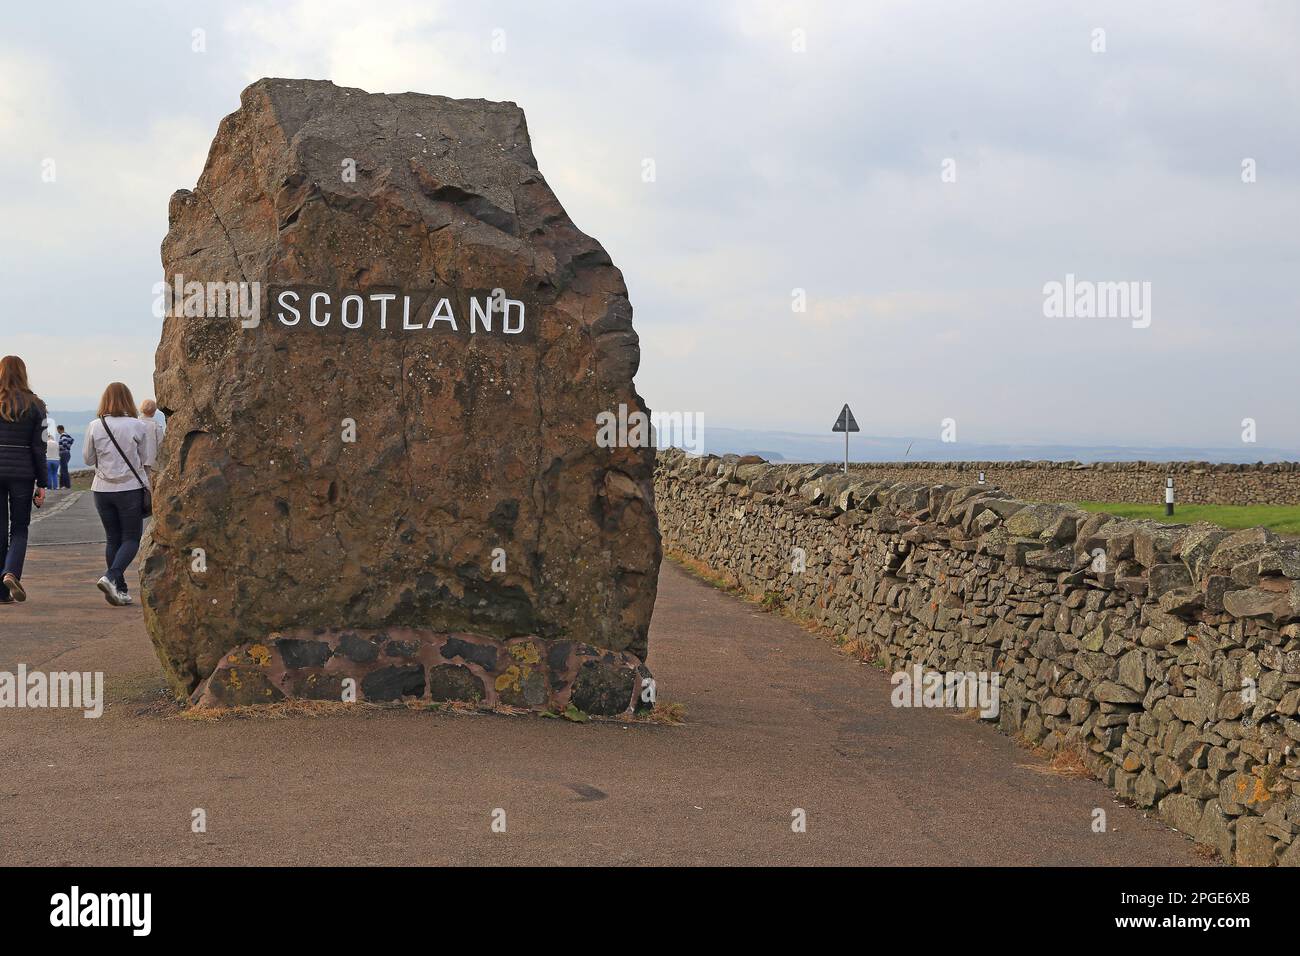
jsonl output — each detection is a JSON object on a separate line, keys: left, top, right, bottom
{"left": 29, "top": 489, "right": 104, "bottom": 545}
{"left": 0, "top": 497, "right": 1201, "bottom": 865}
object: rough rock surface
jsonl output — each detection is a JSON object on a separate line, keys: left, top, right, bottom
{"left": 143, "top": 78, "right": 660, "bottom": 699}
{"left": 657, "top": 448, "right": 1300, "bottom": 865}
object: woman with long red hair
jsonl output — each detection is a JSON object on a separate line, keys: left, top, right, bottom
{"left": 0, "top": 356, "right": 50, "bottom": 604}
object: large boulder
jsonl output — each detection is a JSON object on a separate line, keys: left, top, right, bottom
{"left": 143, "top": 79, "right": 660, "bottom": 707}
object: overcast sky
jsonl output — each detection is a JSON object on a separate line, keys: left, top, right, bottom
{"left": 1, "top": 1, "right": 1297, "bottom": 452}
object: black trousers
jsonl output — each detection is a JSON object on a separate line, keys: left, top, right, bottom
{"left": 94, "top": 489, "right": 144, "bottom": 591}
{"left": 58, "top": 453, "right": 71, "bottom": 488}
{"left": 0, "top": 477, "right": 34, "bottom": 580}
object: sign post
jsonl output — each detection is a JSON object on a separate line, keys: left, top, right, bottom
{"left": 831, "top": 404, "right": 860, "bottom": 475}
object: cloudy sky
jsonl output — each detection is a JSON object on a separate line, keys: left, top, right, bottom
{"left": 1, "top": 1, "right": 1297, "bottom": 452}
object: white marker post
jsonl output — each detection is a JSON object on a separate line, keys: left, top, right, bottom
{"left": 1165, "top": 476, "right": 1175, "bottom": 517}
{"left": 831, "top": 404, "right": 860, "bottom": 475}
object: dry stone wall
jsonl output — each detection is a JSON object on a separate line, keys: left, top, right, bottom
{"left": 656, "top": 448, "right": 1300, "bottom": 866}
{"left": 844, "top": 460, "right": 1300, "bottom": 507}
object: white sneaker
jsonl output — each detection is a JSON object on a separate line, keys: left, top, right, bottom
{"left": 118, "top": 591, "right": 134, "bottom": 605}
{"left": 96, "top": 576, "right": 125, "bottom": 606}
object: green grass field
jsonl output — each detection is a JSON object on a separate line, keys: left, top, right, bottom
{"left": 1073, "top": 502, "right": 1300, "bottom": 536}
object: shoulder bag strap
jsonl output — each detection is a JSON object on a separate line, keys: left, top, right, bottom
{"left": 100, "top": 416, "right": 149, "bottom": 489}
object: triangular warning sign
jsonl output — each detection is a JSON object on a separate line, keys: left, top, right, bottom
{"left": 832, "top": 404, "right": 860, "bottom": 433}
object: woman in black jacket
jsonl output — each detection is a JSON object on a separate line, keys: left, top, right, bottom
{"left": 0, "top": 356, "right": 49, "bottom": 603}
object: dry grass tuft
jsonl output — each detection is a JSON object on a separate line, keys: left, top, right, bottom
{"left": 1191, "top": 843, "right": 1221, "bottom": 863}
{"left": 643, "top": 701, "right": 687, "bottom": 725}
{"left": 174, "top": 699, "right": 378, "bottom": 722}
{"left": 1016, "top": 742, "right": 1092, "bottom": 778}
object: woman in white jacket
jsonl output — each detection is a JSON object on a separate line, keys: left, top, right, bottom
{"left": 84, "top": 383, "right": 152, "bottom": 606}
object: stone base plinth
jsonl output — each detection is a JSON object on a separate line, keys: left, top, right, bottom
{"left": 191, "top": 627, "right": 653, "bottom": 718}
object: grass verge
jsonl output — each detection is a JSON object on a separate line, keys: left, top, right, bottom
{"left": 1072, "top": 502, "right": 1300, "bottom": 536}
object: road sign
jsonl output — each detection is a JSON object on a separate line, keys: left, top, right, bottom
{"left": 831, "top": 404, "right": 858, "bottom": 474}
{"left": 832, "top": 404, "right": 860, "bottom": 433}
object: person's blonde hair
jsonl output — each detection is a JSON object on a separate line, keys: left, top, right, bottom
{"left": 98, "top": 382, "right": 139, "bottom": 419}
{"left": 141, "top": 398, "right": 158, "bottom": 416}
{"left": 0, "top": 355, "right": 42, "bottom": 422}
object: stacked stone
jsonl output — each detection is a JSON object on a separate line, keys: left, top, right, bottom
{"left": 194, "top": 628, "right": 652, "bottom": 718}
{"left": 841, "top": 459, "right": 1300, "bottom": 507}
{"left": 656, "top": 448, "right": 1300, "bottom": 866}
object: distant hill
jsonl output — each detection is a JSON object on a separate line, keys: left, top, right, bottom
{"left": 46, "top": 411, "right": 98, "bottom": 437}
{"left": 681, "top": 426, "right": 1300, "bottom": 465}
{"left": 47, "top": 410, "right": 169, "bottom": 443}
{"left": 45, "top": 414, "right": 1297, "bottom": 465}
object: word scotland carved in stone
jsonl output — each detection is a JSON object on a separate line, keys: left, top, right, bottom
{"left": 657, "top": 448, "right": 1300, "bottom": 866}
{"left": 143, "top": 78, "right": 660, "bottom": 715}
{"left": 268, "top": 287, "right": 533, "bottom": 338}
